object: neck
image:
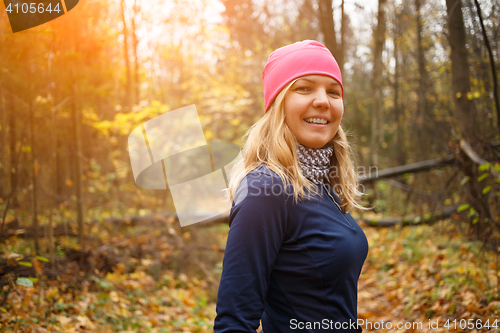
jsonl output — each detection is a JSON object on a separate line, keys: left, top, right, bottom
{"left": 296, "top": 142, "right": 334, "bottom": 185}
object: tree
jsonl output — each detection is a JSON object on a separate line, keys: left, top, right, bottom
{"left": 131, "top": 0, "right": 140, "bottom": 105}
{"left": 446, "top": 0, "right": 492, "bottom": 231}
{"left": 370, "top": 0, "right": 387, "bottom": 167}
{"left": 120, "top": 0, "right": 132, "bottom": 112}
{"left": 415, "top": 0, "right": 428, "bottom": 138}
{"left": 318, "top": 0, "right": 337, "bottom": 56}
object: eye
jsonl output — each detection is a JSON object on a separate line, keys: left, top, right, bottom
{"left": 295, "top": 86, "right": 310, "bottom": 92}
{"left": 328, "top": 90, "right": 341, "bottom": 97}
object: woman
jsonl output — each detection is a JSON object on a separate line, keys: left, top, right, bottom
{"left": 214, "top": 40, "right": 369, "bottom": 333}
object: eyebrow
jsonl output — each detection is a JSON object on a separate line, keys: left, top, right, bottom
{"left": 296, "top": 78, "right": 340, "bottom": 86}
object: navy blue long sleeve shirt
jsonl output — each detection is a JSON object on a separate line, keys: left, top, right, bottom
{"left": 214, "top": 165, "right": 369, "bottom": 333}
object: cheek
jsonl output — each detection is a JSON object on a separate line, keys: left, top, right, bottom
{"left": 284, "top": 115, "right": 300, "bottom": 137}
{"left": 284, "top": 101, "right": 301, "bottom": 128}
{"left": 333, "top": 102, "right": 344, "bottom": 120}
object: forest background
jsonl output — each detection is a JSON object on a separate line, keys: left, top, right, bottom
{"left": 1, "top": 0, "right": 500, "bottom": 331}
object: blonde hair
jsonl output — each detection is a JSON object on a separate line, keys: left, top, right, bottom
{"left": 226, "top": 79, "right": 367, "bottom": 212}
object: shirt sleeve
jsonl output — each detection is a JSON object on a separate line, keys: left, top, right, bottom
{"left": 214, "top": 171, "right": 289, "bottom": 333}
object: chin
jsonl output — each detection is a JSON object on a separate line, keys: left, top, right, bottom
{"left": 301, "top": 141, "right": 329, "bottom": 149}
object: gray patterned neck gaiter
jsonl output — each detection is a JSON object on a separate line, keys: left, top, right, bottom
{"left": 296, "top": 142, "right": 334, "bottom": 185}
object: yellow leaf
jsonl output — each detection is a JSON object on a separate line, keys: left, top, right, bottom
{"left": 57, "top": 315, "right": 72, "bottom": 326}
{"left": 46, "top": 287, "right": 59, "bottom": 299}
{"left": 120, "top": 307, "right": 131, "bottom": 317}
{"left": 456, "top": 92, "right": 462, "bottom": 98}
{"left": 66, "top": 179, "right": 73, "bottom": 187}
{"left": 76, "top": 315, "right": 95, "bottom": 329}
{"left": 109, "top": 291, "right": 119, "bottom": 302}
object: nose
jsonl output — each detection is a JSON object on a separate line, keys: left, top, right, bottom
{"left": 312, "top": 89, "right": 330, "bottom": 109}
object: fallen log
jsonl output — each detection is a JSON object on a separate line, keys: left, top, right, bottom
{"left": 335, "top": 141, "right": 497, "bottom": 198}
{"left": 1, "top": 148, "right": 474, "bottom": 240}
{"left": 0, "top": 211, "right": 229, "bottom": 240}
{"left": 2, "top": 202, "right": 464, "bottom": 239}
{"left": 361, "top": 205, "right": 461, "bottom": 227}
{"left": 359, "top": 154, "right": 455, "bottom": 183}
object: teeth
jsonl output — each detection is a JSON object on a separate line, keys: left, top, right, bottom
{"left": 304, "top": 118, "right": 328, "bottom": 124}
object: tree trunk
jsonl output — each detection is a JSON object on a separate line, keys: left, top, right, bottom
{"left": 318, "top": 0, "right": 337, "bottom": 57}
{"left": 0, "top": 89, "right": 6, "bottom": 199}
{"left": 472, "top": 0, "right": 500, "bottom": 130}
{"left": 446, "top": 0, "right": 491, "bottom": 233}
{"left": 446, "top": 0, "right": 475, "bottom": 141}
{"left": 120, "top": 0, "right": 132, "bottom": 112}
{"left": 393, "top": 8, "right": 406, "bottom": 167}
{"left": 370, "top": 0, "right": 387, "bottom": 167}
{"left": 29, "top": 103, "right": 40, "bottom": 254}
{"left": 132, "top": 0, "right": 140, "bottom": 105}
{"left": 8, "top": 93, "right": 17, "bottom": 208}
{"left": 339, "top": 0, "right": 346, "bottom": 72}
{"left": 48, "top": 108, "right": 57, "bottom": 263}
{"left": 56, "top": 130, "right": 65, "bottom": 202}
{"left": 415, "top": 0, "right": 427, "bottom": 134}
{"left": 71, "top": 83, "right": 85, "bottom": 248}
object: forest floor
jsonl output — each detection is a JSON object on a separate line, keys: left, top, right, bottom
{"left": 0, "top": 214, "right": 499, "bottom": 333}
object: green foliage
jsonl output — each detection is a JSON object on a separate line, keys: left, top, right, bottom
{"left": 479, "top": 163, "right": 491, "bottom": 171}
{"left": 16, "top": 277, "right": 33, "bottom": 288}
{"left": 17, "top": 261, "right": 32, "bottom": 267}
{"left": 482, "top": 185, "right": 491, "bottom": 195}
{"left": 477, "top": 173, "right": 488, "bottom": 182}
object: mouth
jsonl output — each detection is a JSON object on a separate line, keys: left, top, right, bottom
{"left": 303, "top": 117, "right": 330, "bottom": 125}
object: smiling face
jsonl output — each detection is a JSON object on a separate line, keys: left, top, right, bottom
{"left": 283, "top": 74, "right": 344, "bottom": 149}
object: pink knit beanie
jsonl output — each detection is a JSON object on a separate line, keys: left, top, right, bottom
{"left": 262, "top": 40, "right": 343, "bottom": 113}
